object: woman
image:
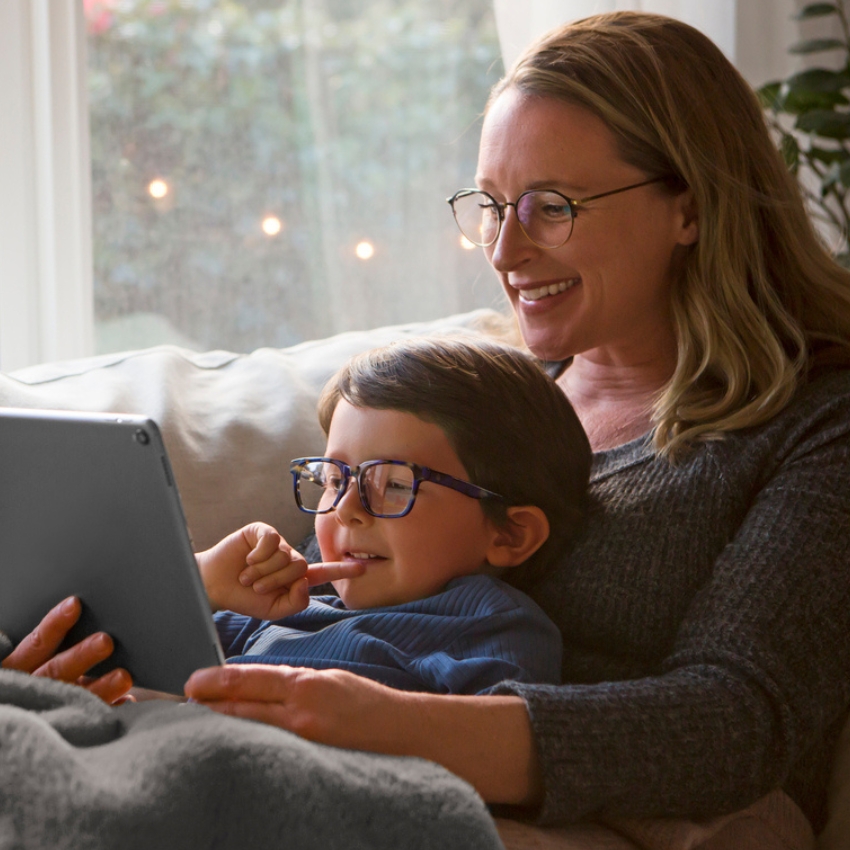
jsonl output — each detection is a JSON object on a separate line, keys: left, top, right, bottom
{"left": 9, "top": 11, "right": 850, "bottom": 844}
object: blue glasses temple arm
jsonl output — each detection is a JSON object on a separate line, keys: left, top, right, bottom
{"left": 420, "top": 467, "right": 503, "bottom": 501}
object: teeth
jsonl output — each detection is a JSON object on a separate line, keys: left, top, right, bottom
{"left": 349, "top": 552, "right": 379, "bottom": 560}
{"left": 521, "top": 279, "right": 578, "bottom": 302}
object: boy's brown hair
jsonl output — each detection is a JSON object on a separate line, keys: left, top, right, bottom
{"left": 317, "top": 336, "right": 591, "bottom": 590}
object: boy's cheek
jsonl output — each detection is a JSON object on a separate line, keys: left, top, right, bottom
{"left": 314, "top": 515, "right": 335, "bottom": 559}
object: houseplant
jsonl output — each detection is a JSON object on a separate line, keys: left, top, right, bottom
{"left": 758, "top": 1, "right": 850, "bottom": 263}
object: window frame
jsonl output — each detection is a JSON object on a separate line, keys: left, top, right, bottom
{"left": 0, "top": 0, "right": 93, "bottom": 372}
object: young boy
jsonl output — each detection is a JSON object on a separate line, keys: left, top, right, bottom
{"left": 197, "top": 337, "right": 590, "bottom": 695}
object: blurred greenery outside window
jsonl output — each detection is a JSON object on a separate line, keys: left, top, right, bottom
{"left": 85, "top": 0, "right": 505, "bottom": 355}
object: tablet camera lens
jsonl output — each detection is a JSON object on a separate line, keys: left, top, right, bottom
{"left": 134, "top": 429, "right": 150, "bottom": 445}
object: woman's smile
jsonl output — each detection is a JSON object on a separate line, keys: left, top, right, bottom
{"left": 516, "top": 278, "right": 581, "bottom": 303}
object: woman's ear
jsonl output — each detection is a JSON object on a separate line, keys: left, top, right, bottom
{"left": 676, "top": 188, "right": 699, "bottom": 246}
{"left": 485, "top": 505, "right": 550, "bottom": 568}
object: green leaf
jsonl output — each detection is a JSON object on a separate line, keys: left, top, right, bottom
{"left": 796, "top": 109, "right": 850, "bottom": 138}
{"left": 809, "top": 145, "right": 850, "bottom": 165}
{"left": 782, "top": 88, "right": 848, "bottom": 112}
{"left": 789, "top": 37, "right": 846, "bottom": 54}
{"left": 764, "top": 69, "right": 850, "bottom": 113}
{"left": 794, "top": 3, "right": 840, "bottom": 20}
{"left": 758, "top": 80, "right": 782, "bottom": 110}
{"left": 785, "top": 67, "right": 850, "bottom": 93}
{"left": 780, "top": 133, "right": 801, "bottom": 169}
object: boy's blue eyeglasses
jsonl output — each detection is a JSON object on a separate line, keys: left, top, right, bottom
{"left": 290, "top": 457, "right": 503, "bottom": 519}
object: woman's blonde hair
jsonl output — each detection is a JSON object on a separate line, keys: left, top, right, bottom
{"left": 492, "top": 11, "right": 850, "bottom": 457}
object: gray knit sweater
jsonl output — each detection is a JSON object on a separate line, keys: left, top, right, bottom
{"left": 494, "top": 367, "right": 850, "bottom": 832}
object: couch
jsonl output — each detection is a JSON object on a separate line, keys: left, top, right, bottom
{"left": 0, "top": 308, "right": 846, "bottom": 849}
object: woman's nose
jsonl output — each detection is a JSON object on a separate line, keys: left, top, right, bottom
{"left": 487, "top": 206, "right": 536, "bottom": 272}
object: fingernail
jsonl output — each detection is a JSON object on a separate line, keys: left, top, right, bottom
{"left": 239, "top": 573, "right": 252, "bottom": 586}
{"left": 61, "top": 597, "right": 77, "bottom": 615}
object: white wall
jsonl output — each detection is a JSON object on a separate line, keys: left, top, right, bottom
{"left": 736, "top": 0, "right": 799, "bottom": 88}
{"left": 493, "top": 0, "right": 800, "bottom": 87}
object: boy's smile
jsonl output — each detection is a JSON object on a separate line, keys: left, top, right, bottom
{"left": 316, "top": 401, "right": 504, "bottom": 609}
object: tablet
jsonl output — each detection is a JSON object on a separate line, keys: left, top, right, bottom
{"left": 0, "top": 407, "right": 225, "bottom": 694}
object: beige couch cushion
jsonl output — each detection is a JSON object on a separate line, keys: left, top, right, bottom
{"left": 0, "top": 308, "right": 511, "bottom": 551}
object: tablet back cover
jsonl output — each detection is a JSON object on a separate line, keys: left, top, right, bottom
{"left": 0, "top": 408, "right": 224, "bottom": 694}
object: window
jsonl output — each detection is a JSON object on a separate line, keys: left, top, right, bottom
{"left": 86, "top": 0, "right": 504, "bottom": 354}
{"left": 0, "top": 0, "right": 805, "bottom": 370}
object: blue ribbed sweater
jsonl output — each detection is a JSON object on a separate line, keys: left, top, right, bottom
{"left": 214, "top": 574, "right": 562, "bottom": 695}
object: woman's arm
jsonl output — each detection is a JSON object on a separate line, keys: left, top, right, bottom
{"left": 184, "top": 663, "right": 543, "bottom": 806}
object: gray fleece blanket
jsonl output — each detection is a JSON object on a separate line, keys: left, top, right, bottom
{"left": 0, "top": 670, "right": 504, "bottom": 849}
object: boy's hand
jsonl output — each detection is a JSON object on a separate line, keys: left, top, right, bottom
{"left": 197, "top": 522, "right": 311, "bottom": 620}
{"left": 197, "top": 523, "right": 363, "bottom": 621}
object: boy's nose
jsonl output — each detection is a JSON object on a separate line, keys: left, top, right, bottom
{"left": 334, "top": 479, "right": 370, "bottom": 525}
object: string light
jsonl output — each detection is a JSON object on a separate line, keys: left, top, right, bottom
{"left": 355, "top": 240, "right": 375, "bottom": 260}
{"left": 262, "top": 216, "right": 283, "bottom": 236}
{"left": 148, "top": 178, "right": 169, "bottom": 199}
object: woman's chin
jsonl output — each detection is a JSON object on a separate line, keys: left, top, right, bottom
{"left": 512, "top": 303, "right": 581, "bottom": 362}
{"left": 517, "top": 324, "right": 575, "bottom": 363}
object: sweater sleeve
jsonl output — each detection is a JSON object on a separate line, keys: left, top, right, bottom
{"left": 213, "top": 610, "right": 262, "bottom": 657}
{"left": 493, "top": 372, "right": 850, "bottom": 829}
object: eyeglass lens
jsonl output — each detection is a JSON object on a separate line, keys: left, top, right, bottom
{"left": 297, "top": 460, "right": 416, "bottom": 517}
{"left": 452, "top": 190, "right": 574, "bottom": 248}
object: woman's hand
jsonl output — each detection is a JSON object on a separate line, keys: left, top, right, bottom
{"left": 185, "top": 663, "right": 399, "bottom": 750}
{"left": 197, "top": 522, "right": 364, "bottom": 620}
{"left": 1, "top": 596, "right": 133, "bottom": 704}
{"left": 184, "top": 663, "right": 543, "bottom": 807}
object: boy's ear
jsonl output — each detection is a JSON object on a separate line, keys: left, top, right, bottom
{"left": 485, "top": 505, "right": 549, "bottom": 568}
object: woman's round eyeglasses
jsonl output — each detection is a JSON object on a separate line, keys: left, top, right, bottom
{"left": 290, "top": 457, "right": 503, "bottom": 519}
{"left": 447, "top": 177, "right": 664, "bottom": 250}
